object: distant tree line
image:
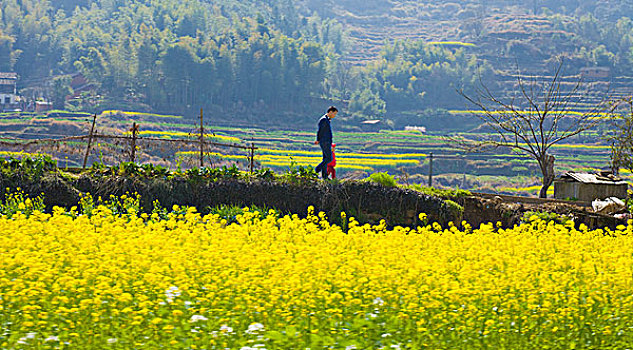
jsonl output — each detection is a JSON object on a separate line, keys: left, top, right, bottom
{"left": 0, "top": 0, "right": 346, "bottom": 120}
{"left": 2, "top": 0, "right": 633, "bottom": 125}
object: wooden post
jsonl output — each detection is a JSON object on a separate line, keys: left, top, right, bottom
{"left": 428, "top": 152, "right": 433, "bottom": 187}
{"left": 249, "top": 142, "right": 255, "bottom": 174}
{"left": 199, "top": 108, "right": 204, "bottom": 168}
{"left": 82, "top": 113, "right": 97, "bottom": 169}
{"left": 130, "top": 122, "right": 138, "bottom": 163}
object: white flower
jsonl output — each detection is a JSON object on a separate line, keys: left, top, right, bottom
{"left": 45, "top": 336, "right": 59, "bottom": 342}
{"left": 240, "top": 346, "right": 266, "bottom": 350}
{"left": 245, "top": 322, "right": 265, "bottom": 334}
{"left": 373, "top": 297, "right": 384, "bottom": 306}
{"left": 17, "top": 333, "right": 36, "bottom": 344}
{"left": 390, "top": 345, "right": 401, "bottom": 349}
{"left": 381, "top": 333, "right": 391, "bottom": 337}
{"left": 107, "top": 338, "right": 118, "bottom": 344}
{"left": 346, "top": 345, "right": 357, "bottom": 350}
{"left": 165, "top": 286, "right": 181, "bottom": 302}
{"left": 220, "top": 325, "right": 233, "bottom": 333}
{"left": 189, "top": 315, "right": 208, "bottom": 322}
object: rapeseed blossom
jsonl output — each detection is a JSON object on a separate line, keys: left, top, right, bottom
{"left": 0, "top": 202, "right": 632, "bottom": 348}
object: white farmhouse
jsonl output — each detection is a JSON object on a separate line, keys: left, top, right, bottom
{"left": 0, "top": 72, "right": 18, "bottom": 109}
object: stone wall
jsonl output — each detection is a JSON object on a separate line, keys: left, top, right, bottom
{"left": 3, "top": 172, "right": 624, "bottom": 230}
{"left": 8, "top": 173, "right": 460, "bottom": 228}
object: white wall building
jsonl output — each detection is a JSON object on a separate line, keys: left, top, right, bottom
{"left": 0, "top": 72, "right": 18, "bottom": 107}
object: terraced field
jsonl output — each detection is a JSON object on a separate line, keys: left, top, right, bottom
{"left": 0, "top": 110, "right": 622, "bottom": 197}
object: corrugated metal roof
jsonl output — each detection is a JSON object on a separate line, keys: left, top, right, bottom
{"left": 0, "top": 79, "right": 16, "bottom": 85}
{"left": 0, "top": 73, "right": 17, "bottom": 79}
{"left": 560, "top": 172, "right": 628, "bottom": 185}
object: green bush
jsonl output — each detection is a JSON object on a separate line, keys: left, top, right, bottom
{"left": 89, "top": 162, "right": 244, "bottom": 182}
{"left": 252, "top": 167, "right": 276, "bottom": 181}
{"left": 281, "top": 162, "right": 318, "bottom": 184}
{"left": 368, "top": 172, "right": 397, "bottom": 187}
{"left": 140, "top": 163, "right": 170, "bottom": 178}
{"left": 443, "top": 199, "right": 464, "bottom": 216}
{"left": 407, "top": 184, "right": 471, "bottom": 199}
{"left": 0, "top": 155, "right": 57, "bottom": 180}
{"left": 188, "top": 165, "right": 242, "bottom": 181}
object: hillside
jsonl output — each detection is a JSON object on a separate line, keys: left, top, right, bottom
{"left": 1, "top": 0, "right": 631, "bottom": 123}
{"left": 302, "top": 0, "right": 633, "bottom": 68}
{"left": 299, "top": 0, "right": 633, "bottom": 115}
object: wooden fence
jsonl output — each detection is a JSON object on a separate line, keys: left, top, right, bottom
{"left": 0, "top": 109, "right": 259, "bottom": 172}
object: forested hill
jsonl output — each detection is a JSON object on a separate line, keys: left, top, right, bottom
{"left": 1, "top": 0, "right": 632, "bottom": 128}
{"left": 1, "top": 0, "right": 346, "bottom": 123}
{"left": 303, "top": 0, "right": 633, "bottom": 67}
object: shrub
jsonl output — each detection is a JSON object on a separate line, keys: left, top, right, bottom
{"left": 369, "top": 172, "right": 397, "bottom": 187}
{"left": 219, "top": 164, "right": 242, "bottom": 180}
{"left": 0, "top": 154, "right": 57, "bottom": 180}
{"left": 252, "top": 167, "right": 276, "bottom": 181}
{"left": 443, "top": 199, "right": 464, "bottom": 216}
{"left": 140, "top": 163, "right": 169, "bottom": 178}
{"left": 408, "top": 184, "right": 471, "bottom": 199}
{"left": 281, "top": 162, "right": 318, "bottom": 184}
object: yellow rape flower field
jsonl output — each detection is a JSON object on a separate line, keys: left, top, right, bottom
{"left": 1, "top": 202, "right": 633, "bottom": 349}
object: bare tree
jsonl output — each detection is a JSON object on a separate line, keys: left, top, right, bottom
{"left": 324, "top": 59, "right": 357, "bottom": 101}
{"left": 460, "top": 5, "right": 487, "bottom": 40}
{"left": 606, "top": 97, "right": 633, "bottom": 175}
{"left": 457, "top": 61, "right": 612, "bottom": 198}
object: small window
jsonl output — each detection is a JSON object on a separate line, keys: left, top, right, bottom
{"left": 4, "top": 97, "right": 10, "bottom": 104}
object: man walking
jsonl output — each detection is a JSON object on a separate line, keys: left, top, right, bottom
{"left": 314, "top": 106, "right": 338, "bottom": 179}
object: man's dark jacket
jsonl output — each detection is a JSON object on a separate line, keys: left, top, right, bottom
{"left": 316, "top": 115, "right": 333, "bottom": 144}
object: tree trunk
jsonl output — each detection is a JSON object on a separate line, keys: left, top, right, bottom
{"left": 538, "top": 154, "right": 555, "bottom": 198}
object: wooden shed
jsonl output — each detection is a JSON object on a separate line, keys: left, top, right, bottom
{"left": 554, "top": 171, "right": 628, "bottom": 202}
